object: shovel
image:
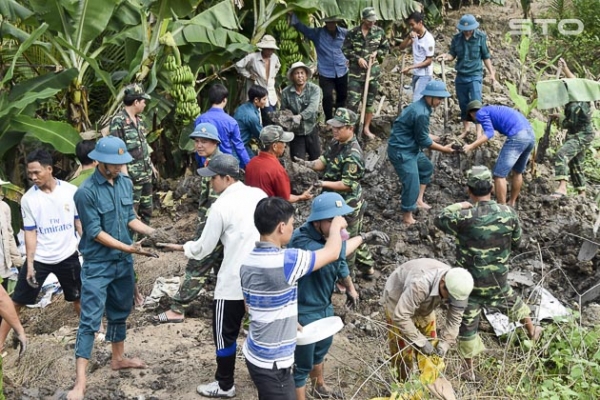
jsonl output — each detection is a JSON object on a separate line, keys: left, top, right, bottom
{"left": 357, "top": 55, "right": 374, "bottom": 141}
{"left": 577, "top": 209, "right": 600, "bottom": 261}
{"left": 397, "top": 51, "right": 407, "bottom": 115}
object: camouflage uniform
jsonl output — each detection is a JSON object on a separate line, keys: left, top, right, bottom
{"left": 171, "top": 149, "right": 224, "bottom": 315}
{"left": 434, "top": 167, "right": 531, "bottom": 358}
{"left": 342, "top": 11, "right": 389, "bottom": 114}
{"left": 321, "top": 108, "right": 373, "bottom": 275}
{"left": 554, "top": 101, "right": 594, "bottom": 191}
{"left": 109, "top": 84, "right": 154, "bottom": 225}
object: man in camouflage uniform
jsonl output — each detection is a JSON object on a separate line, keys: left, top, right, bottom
{"left": 296, "top": 108, "right": 374, "bottom": 279}
{"left": 550, "top": 58, "right": 595, "bottom": 198}
{"left": 153, "top": 123, "right": 224, "bottom": 323}
{"left": 109, "top": 83, "right": 157, "bottom": 225}
{"left": 434, "top": 166, "right": 542, "bottom": 381}
{"left": 342, "top": 7, "right": 389, "bottom": 140}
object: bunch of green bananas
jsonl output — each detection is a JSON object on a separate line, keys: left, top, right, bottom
{"left": 271, "top": 17, "right": 304, "bottom": 76}
{"left": 164, "top": 55, "right": 178, "bottom": 72}
{"left": 165, "top": 55, "right": 199, "bottom": 122}
{"left": 175, "top": 101, "right": 201, "bottom": 122}
{"left": 279, "top": 41, "right": 299, "bottom": 54}
{"left": 171, "top": 65, "right": 194, "bottom": 84}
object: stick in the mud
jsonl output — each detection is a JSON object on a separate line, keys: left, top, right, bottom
{"left": 397, "top": 51, "right": 407, "bottom": 115}
{"left": 441, "top": 59, "right": 449, "bottom": 133}
{"left": 535, "top": 64, "right": 563, "bottom": 165}
{"left": 358, "top": 56, "right": 374, "bottom": 140}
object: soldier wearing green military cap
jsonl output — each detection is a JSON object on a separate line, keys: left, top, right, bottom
{"left": 109, "top": 83, "right": 157, "bottom": 226}
{"left": 342, "top": 7, "right": 390, "bottom": 140}
{"left": 434, "top": 165, "right": 542, "bottom": 382}
{"left": 295, "top": 108, "right": 375, "bottom": 280}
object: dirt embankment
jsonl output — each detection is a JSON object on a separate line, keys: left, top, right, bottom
{"left": 5, "top": 3, "right": 600, "bottom": 400}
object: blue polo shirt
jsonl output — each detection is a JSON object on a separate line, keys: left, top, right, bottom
{"left": 449, "top": 30, "right": 491, "bottom": 77}
{"left": 195, "top": 107, "right": 251, "bottom": 168}
{"left": 74, "top": 168, "right": 136, "bottom": 262}
{"left": 233, "top": 101, "right": 262, "bottom": 145}
{"left": 474, "top": 105, "right": 532, "bottom": 139}
{"left": 289, "top": 222, "right": 348, "bottom": 316}
{"left": 291, "top": 14, "right": 348, "bottom": 79}
{"left": 388, "top": 98, "right": 434, "bottom": 154}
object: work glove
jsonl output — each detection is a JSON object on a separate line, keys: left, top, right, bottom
{"left": 434, "top": 344, "right": 446, "bottom": 357}
{"left": 361, "top": 230, "right": 390, "bottom": 244}
{"left": 291, "top": 115, "right": 302, "bottom": 125}
{"left": 419, "top": 341, "right": 435, "bottom": 356}
{"left": 147, "top": 228, "right": 178, "bottom": 247}
{"left": 345, "top": 291, "right": 359, "bottom": 309}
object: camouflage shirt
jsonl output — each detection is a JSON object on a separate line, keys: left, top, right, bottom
{"left": 562, "top": 101, "right": 593, "bottom": 135}
{"left": 342, "top": 25, "right": 389, "bottom": 81}
{"left": 320, "top": 136, "right": 364, "bottom": 208}
{"left": 280, "top": 82, "right": 322, "bottom": 136}
{"left": 434, "top": 200, "right": 521, "bottom": 298}
{"left": 109, "top": 109, "right": 152, "bottom": 184}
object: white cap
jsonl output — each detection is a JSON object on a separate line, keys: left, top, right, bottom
{"left": 444, "top": 268, "right": 474, "bottom": 308}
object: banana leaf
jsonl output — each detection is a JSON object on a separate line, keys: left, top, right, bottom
{"left": 0, "top": 0, "right": 34, "bottom": 20}
{"left": 11, "top": 116, "right": 81, "bottom": 154}
{"left": 0, "top": 88, "right": 62, "bottom": 120}
{"left": 1, "top": 22, "right": 48, "bottom": 85}
{"left": 8, "top": 68, "right": 78, "bottom": 101}
{"left": 536, "top": 78, "right": 600, "bottom": 110}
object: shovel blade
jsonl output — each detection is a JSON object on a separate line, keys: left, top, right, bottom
{"left": 578, "top": 239, "right": 599, "bottom": 261}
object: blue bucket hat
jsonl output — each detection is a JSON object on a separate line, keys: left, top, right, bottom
{"left": 457, "top": 14, "right": 479, "bottom": 31}
{"left": 307, "top": 192, "right": 354, "bottom": 222}
{"left": 88, "top": 136, "right": 133, "bottom": 164}
{"left": 190, "top": 123, "right": 221, "bottom": 143}
{"left": 421, "top": 80, "right": 451, "bottom": 98}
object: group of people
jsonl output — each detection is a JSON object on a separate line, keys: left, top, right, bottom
{"left": 0, "top": 7, "right": 595, "bottom": 400}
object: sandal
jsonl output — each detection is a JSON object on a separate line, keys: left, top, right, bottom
{"left": 361, "top": 267, "right": 376, "bottom": 281}
{"left": 312, "top": 385, "right": 344, "bottom": 399}
{"left": 151, "top": 312, "right": 184, "bottom": 324}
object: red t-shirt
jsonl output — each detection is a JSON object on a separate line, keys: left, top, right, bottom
{"left": 245, "top": 152, "right": 291, "bottom": 200}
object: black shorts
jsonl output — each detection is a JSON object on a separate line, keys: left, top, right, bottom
{"left": 12, "top": 252, "right": 81, "bottom": 305}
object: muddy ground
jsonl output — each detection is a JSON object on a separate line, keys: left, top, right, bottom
{"left": 4, "top": 3, "right": 600, "bottom": 400}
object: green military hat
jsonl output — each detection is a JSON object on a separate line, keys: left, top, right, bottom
{"left": 124, "top": 83, "right": 151, "bottom": 101}
{"left": 467, "top": 165, "right": 493, "bottom": 188}
{"left": 323, "top": 15, "right": 343, "bottom": 22}
{"left": 361, "top": 7, "right": 377, "bottom": 21}
{"left": 327, "top": 108, "right": 358, "bottom": 127}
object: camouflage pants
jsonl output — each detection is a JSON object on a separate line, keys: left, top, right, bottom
{"left": 133, "top": 181, "right": 153, "bottom": 226}
{"left": 386, "top": 308, "right": 437, "bottom": 382}
{"left": 170, "top": 243, "right": 224, "bottom": 315}
{"left": 346, "top": 78, "right": 378, "bottom": 114}
{"left": 458, "top": 287, "right": 530, "bottom": 358}
{"left": 346, "top": 199, "right": 374, "bottom": 276}
{"left": 554, "top": 131, "right": 594, "bottom": 191}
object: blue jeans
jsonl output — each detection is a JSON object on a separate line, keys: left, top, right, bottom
{"left": 493, "top": 129, "right": 535, "bottom": 177}
{"left": 412, "top": 75, "right": 432, "bottom": 102}
{"left": 455, "top": 75, "right": 483, "bottom": 121}
{"left": 74, "top": 258, "right": 135, "bottom": 359}
{"left": 387, "top": 148, "right": 433, "bottom": 213}
{"left": 294, "top": 308, "right": 334, "bottom": 387}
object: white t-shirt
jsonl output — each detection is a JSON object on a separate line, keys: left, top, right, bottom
{"left": 412, "top": 31, "right": 435, "bottom": 76}
{"left": 21, "top": 179, "right": 79, "bottom": 264}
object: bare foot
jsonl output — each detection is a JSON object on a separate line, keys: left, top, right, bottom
{"left": 416, "top": 201, "right": 432, "bottom": 210}
{"left": 530, "top": 326, "right": 543, "bottom": 341}
{"left": 111, "top": 357, "right": 147, "bottom": 371}
{"left": 402, "top": 216, "right": 417, "bottom": 225}
{"left": 67, "top": 384, "right": 85, "bottom": 400}
{"left": 363, "top": 130, "right": 376, "bottom": 140}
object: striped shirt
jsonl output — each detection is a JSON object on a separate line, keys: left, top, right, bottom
{"left": 240, "top": 242, "right": 316, "bottom": 369}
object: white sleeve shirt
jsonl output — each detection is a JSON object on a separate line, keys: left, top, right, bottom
{"left": 412, "top": 31, "right": 435, "bottom": 76}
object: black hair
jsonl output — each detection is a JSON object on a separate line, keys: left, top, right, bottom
{"left": 123, "top": 96, "right": 143, "bottom": 106}
{"left": 75, "top": 140, "right": 96, "bottom": 166}
{"left": 26, "top": 149, "right": 53, "bottom": 167}
{"left": 254, "top": 197, "right": 295, "bottom": 235}
{"left": 468, "top": 182, "right": 493, "bottom": 197}
{"left": 208, "top": 84, "right": 229, "bottom": 105}
{"left": 248, "top": 85, "right": 268, "bottom": 102}
{"left": 406, "top": 11, "right": 424, "bottom": 24}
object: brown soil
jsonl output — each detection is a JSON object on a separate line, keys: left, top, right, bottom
{"left": 5, "top": 3, "right": 600, "bottom": 400}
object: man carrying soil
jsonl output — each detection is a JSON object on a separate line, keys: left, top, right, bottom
{"left": 245, "top": 125, "right": 313, "bottom": 203}
{"left": 109, "top": 83, "right": 157, "bottom": 225}
{"left": 289, "top": 192, "right": 388, "bottom": 399}
{"left": 462, "top": 101, "right": 535, "bottom": 206}
{"left": 295, "top": 108, "right": 375, "bottom": 279}
{"left": 434, "top": 166, "right": 542, "bottom": 382}
{"left": 438, "top": 14, "right": 498, "bottom": 138}
{"left": 281, "top": 61, "right": 323, "bottom": 161}
{"left": 343, "top": 7, "right": 389, "bottom": 140}
{"left": 240, "top": 196, "right": 347, "bottom": 400}
{"left": 0, "top": 150, "right": 82, "bottom": 350}
{"left": 290, "top": 13, "right": 348, "bottom": 121}
{"left": 159, "top": 154, "right": 266, "bottom": 399}
{"left": 68, "top": 136, "right": 159, "bottom": 400}
{"left": 153, "top": 123, "right": 224, "bottom": 324}
{"left": 195, "top": 84, "right": 251, "bottom": 168}
{"left": 383, "top": 259, "right": 473, "bottom": 381}
{"left": 397, "top": 11, "right": 435, "bottom": 102}
{"left": 387, "top": 80, "right": 455, "bottom": 225}
{"left": 549, "top": 58, "right": 595, "bottom": 198}
{"left": 233, "top": 85, "right": 269, "bottom": 158}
